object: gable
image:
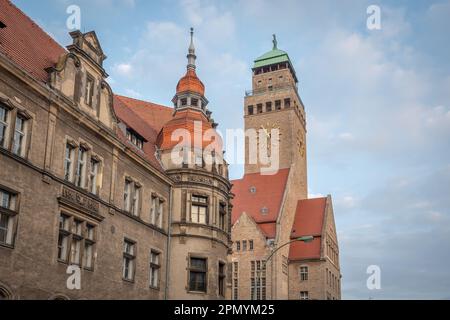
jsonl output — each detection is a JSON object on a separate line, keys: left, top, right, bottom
{"left": 231, "top": 168, "right": 290, "bottom": 225}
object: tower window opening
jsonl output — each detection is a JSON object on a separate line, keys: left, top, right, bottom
{"left": 284, "top": 98, "right": 291, "bottom": 108}
{"left": 248, "top": 105, "right": 254, "bottom": 115}
{"left": 181, "top": 98, "right": 187, "bottom": 106}
{"left": 266, "top": 102, "right": 272, "bottom": 112}
{"left": 275, "top": 100, "right": 281, "bottom": 110}
{"left": 257, "top": 104, "right": 263, "bottom": 114}
{"left": 191, "top": 98, "right": 198, "bottom": 107}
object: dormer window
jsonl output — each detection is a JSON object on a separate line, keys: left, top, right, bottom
{"left": 85, "top": 74, "right": 95, "bottom": 107}
{"left": 126, "top": 128, "right": 145, "bottom": 150}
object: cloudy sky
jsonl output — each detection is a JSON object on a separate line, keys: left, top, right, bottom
{"left": 13, "top": 0, "right": 450, "bottom": 299}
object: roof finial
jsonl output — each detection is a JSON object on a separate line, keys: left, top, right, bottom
{"left": 187, "top": 27, "right": 196, "bottom": 70}
{"left": 272, "top": 34, "right": 278, "bottom": 50}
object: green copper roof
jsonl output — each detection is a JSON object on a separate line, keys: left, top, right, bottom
{"left": 253, "top": 48, "right": 290, "bottom": 69}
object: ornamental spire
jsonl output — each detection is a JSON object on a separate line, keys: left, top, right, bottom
{"left": 187, "top": 27, "right": 196, "bottom": 70}
{"left": 272, "top": 34, "right": 278, "bottom": 50}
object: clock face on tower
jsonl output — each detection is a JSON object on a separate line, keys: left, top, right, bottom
{"left": 297, "top": 129, "right": 305, "bottom": 157}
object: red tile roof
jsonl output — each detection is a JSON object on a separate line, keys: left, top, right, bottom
{"left": 114, "top": 95, "right": 173, "bottom": 135}
{"left": 0, "top": 0, "right": 66, "bottom": 82}
{"left": 113, "top": 95, "right": 173, "bottom": 171}
{"left": 231, "top": 168, "right": 290, "bottom": 238}
{"left": 176, "top": 68, "right": 205, "bottom": 96}
{"left": 289, "top": 197, "right": 327, "bottom": 261}
{"left": 156, "top": 108, "right": 223, "bottom": 151}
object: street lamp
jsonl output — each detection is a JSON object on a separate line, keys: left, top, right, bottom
{"left": 265, "top": 235, "right": 315, "bottom": 263}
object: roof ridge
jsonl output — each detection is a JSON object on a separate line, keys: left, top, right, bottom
{"left": 6, "top": 0, "right": 66, "bottom": 52}
{"left": 115, "top": 94, "right": 172, "bottom": 111}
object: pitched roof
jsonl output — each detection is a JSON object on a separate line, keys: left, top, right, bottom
{"left": 253, "top": 48, "right": 290, "bottom": 69}
{"left": 289, "top": 197, "right": 327, "bottom": 261}
{"left": 231, "top": 168, "right": 290, "bottom": 238}
{"left": 113, "top": 95, "right": 173, "bottom": 171}
{"left": 114, "top": 95, "right": 173, "bottom": 136}
{"left": 0, "top": 0, "right": 66, "bottom": 82}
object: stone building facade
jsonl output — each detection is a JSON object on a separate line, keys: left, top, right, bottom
{"left": 230, "top": 36, "right": 342, "bottom": 300}
{"left": 0, "top": 1, "right": 231, "bottom": 300}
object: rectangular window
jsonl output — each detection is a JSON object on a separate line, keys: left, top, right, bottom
{"left": 149, "top": 250, "right": 161, "bottom": 289}
{"left": 300, "top": 291, "right": 309, "bottom": 300}
{"left": 232, "top": 262, "right": 239, "bottom": 300}
{"left": 89, "top": 158, "right": 99, "bottom": 195}
{"left": 57, "top": 214, "right": 96, "bottom": 269}
{"left": 266, "top": 102, "right": 272, "bottom": 112}
{"left": 257, "top": 104, "right": 263, "bottom": 114}
{"left": 242, "top": 240, "right": 247, "bottom": 251}
{"left": 189, "top": 257, "right": 207, "bottom": 292}
{"left": 248, "top": 105, "right": 254, "bottom": 115}
{"left": 123, "top": 240, "right": 136, "bottom": 281}
{"left": 219, "top": 202, "right": 226, "bottom": 230}
{"left": 275, "top": 100, "right": 281, "bottom": 110}
{"left": 284, "top": 98, "right": 291, "bottom": 108}
{"left": 0, "top": 189, "right": 16, "bottom": 246}
{"left": 150, "top": 196, "right": 163, "bottom": 228}
{"left": 191, "top": 195, "right": 207, "bottom": 224}
{"left": 83, "top": 224, "right": 95, "bottom": 269}
{"left": 126, "top": 128, "right": 145, "bottom": 150}
{"left": 0, "top": 104, "right": 9, "bottom": 148}
{"left": 124, "top": 180, "right": 132, "bottom": 212}
{"left": 124, "top": 179, "right": 141, "bottom": 216}
{"left": 249, "top": 240, "right": 254, "bottom": 251}
{"left": 70, "top": 219, "right": 83, "bottom": 265}
{"left": 85, "top": 75, "right": 95, "bottom": 107}
{"left": 57, "top": 216, "right": 70, "bottom": 262}
{"left": 236, "top": 241, "right": 240, "bottom": 251}
{"left": 12, "top": 115, "right": 26, "bottom": 156}
{"left": 75, "top": 147, "right": 87, "bottom": 188}
{"left": 64, "top": 143, "right": 75, "bottom": 181}
{"left": 218, "top": 262, "right": 225, "bottom": 297}
{"left": 131, "top": 185, "right": 141, "bottom": 217}
{"left": 300, "top": 266, "right": 308, "bottom": 281}
{"left": 250, "top": 260, "right": 266, "bottom": 300}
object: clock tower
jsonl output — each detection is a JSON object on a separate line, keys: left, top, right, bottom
{"left": 243, "top": 35, "right": 307, "bottom": 197}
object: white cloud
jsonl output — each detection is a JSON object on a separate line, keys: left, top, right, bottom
{"left": 114, "top": 63, "right": 133, "bottom": 77}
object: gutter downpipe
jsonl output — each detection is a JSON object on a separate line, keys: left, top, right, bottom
{"left": 164, "top": 185, "right": 174, "bottom": 300}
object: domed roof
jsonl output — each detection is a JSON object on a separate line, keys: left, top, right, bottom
{"left": 156, "top": 109, "right": 222, "bottom": 151}
{"left": 176, "top": 68, "right": 205, "bottom": 96}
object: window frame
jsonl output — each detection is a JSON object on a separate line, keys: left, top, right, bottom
{"left": 75, "top": 146, "right": 88, "bottom": 188}
{"left": 149, "top": 249, "right": 161, "bottom": 289}
{"left": 0, "top": 103, "right": 11, "bottom": 149}
{"left": 188, "top": 256, "right": 208, "bottom": 293}
{"left": 218, "top": 261, "right": 226, "bottom": 297}
{"left": 190, "top": 195, "right": 208, "bottom": 225}
{"left": 300, "top": 291, "right": 309, "bottom": 300}
{"left": 57, "top": 213, "right": 97, "bottom": 270}
{"left": 64, "top": 142, "right": 76, "bottom": 182}
{"left": 300, "top": 265, "right": 309, "bottom": 281}
{"left": 0, "top": 187, "right": 18, "bottom": 248}
{"left": 122, "top": 238, "right": 136, "bottom": 282}
{"left": 85, "top": 74, "right": 95, "bottom": 107}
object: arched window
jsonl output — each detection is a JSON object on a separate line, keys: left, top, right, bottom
{"left": 49, "top": 294, "right": 70, "bottom": 300}
{"left": 0, "top": 286, "right": 12, "bottom": 300}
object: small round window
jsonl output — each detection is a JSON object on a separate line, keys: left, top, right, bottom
{"left": 249, "top": 186, "right": 257, "bottom": 193}
{"left": 260, "top": 207, "right": 269, "bottom": 215}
